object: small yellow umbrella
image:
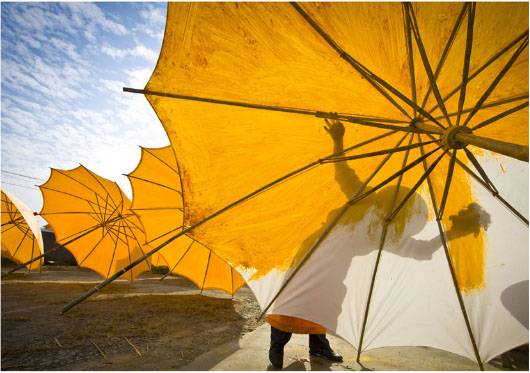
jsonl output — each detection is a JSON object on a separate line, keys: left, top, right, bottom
{"left": 127, "top": 146, "right": 245, "bottom": 295}
{"left": 1, "top": 189, "right": 44, "bottom": 271}
{"left": 39, "top": 165, "right": 151, "bottom": 281}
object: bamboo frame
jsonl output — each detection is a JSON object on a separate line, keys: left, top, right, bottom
{"left": 356, "top": 134, "right": 414, "bottom": 362}
{"left": 417, "top": 134, "right": 484, "bottom": 370}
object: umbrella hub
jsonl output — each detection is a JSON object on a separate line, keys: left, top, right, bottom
{"left": 441, "top": 126, "right": 472, "bottom": 150}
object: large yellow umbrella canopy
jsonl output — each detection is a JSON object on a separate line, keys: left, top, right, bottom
{"left": 127, "top": 146, "right": 245, "bottom": 295}
{"left": 39, "top": 165, "right": 151, "bottom": 281}
{"left": 122, "top": 2, "right": 527, "bottom": 365}
{"left": 1, "top": 189, "right": 44, "bottom": 271}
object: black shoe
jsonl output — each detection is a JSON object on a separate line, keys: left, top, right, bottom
{"left": 269, "top": 344, "right": 284, "bottom": 369}
{"left": 310, "top": 347, "right": 343, "bottom": 363}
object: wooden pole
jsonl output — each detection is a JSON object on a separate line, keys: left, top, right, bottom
{"left": 413, "top": 122, "right": 529, "bottom": 162}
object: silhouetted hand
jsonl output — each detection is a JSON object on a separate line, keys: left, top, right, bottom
{"left": 324, "top": 118, "right": 345, "bottom": 141}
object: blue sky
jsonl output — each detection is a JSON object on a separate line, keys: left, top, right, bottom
{"left": 1, "top": 2, "right": 169, "bottom": 224}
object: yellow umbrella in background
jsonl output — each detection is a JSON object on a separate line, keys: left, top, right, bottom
{"left": 39, "top": 165, "right": 151, "bottom": 281}
{"left": 127, "top": 146, "right": 245, "bottom": 295}
{"left": 1, "top": 189, "right": 44, "bottom": 271}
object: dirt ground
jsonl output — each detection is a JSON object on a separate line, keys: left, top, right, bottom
{"left": 1, "top": 265, "right": 528, "bottom": 371}
{"left": 1, "top": 265, "right": 263, "bottom": 370}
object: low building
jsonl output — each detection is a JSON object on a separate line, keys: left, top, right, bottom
{"left": 42, "top": 225, "right": 76, "bottom": 265}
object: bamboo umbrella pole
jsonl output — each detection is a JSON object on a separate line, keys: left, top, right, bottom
{"left": 413, "top": 122, "right": 529, "bottom": 162}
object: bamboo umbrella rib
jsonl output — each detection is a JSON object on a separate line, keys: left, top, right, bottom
{"left": 417, "top": 134, "right": 484, "bottom": 370}
{"left": 100, "top": 193, "right": 112, "bottom": 224}
{"left": 231, "top": 266, "right": 235, "bottom": 295}
{"left": 10, "top": 226, "right": 32, "bottom": 258}
{"left": 39, "top": 185, "right": 110, "bottom": 213}
{"left": 85, "top": 167, "right": 120, "bottom": 209}
{"left": 71, "top": 201, "right": 124, "bottom": 265}
{"left": 127, "top": 88, "right": 420, "bottom": 134}
{"left": 403, "top": 5, "right": 417, "bottom": 117}
{"left": 120, "top": 220, "right": 149, "bottom": 255}
{"left": 462, "top": 36, "right": 529, "bottom": 127}
{"left": 28, "top": 237, "right": 36, "bottom": 272}
{"left": 427, "top": 30, "right": 529, "bottom": 115}
{"left": 462, "top": 148, "right": 499, "bottom": 194}
{"left": 131, "top": 207, "right": 183, "bottom": 212}
{"left": 146, "top": 225, "right": 185, "bottom": 245}
{"left": 357, "top": 133, "right": 414, "bottom": 361}
{"left": 160, "top": 240, "right": 195, "bottom": 280}
{"left": 120, "top": 219, "right": 153, "bottom": 271}
{"left": 200, "top": 250, "right": 213, "bottom": 292}
{"left": 291, "top": 2, "right": 456, "bottom": 130}
{"left": 431, "top": 94, "right": 529, "bottom": 122}
{"left": 405, "top": 3, "right": 452, "bottom": 127}
{"left": 78, "top": 226, "right": 112, "bottom": 266}
{"left": 106, "top": 223, "right": 120, "bottom": 278}
{"left": 421, "top": 132, "right": 528, "bottom": 225}
{"left": 470, "top": 101, "right": 529, "bottom": 131}
{"left": 438, "top": 150, "right": 458, "bottom": 219}
{"left": 347, "top": 147, "right": 441, "bottom": 207}
{"left": 420, "top": 3, "right": 468, "bottom": 111}
{"left": 321, "top": 139, "right": 438, "bottom": 163}
{"left": 143, "top": 147, "right": 180, "bottom": 174}
{"left": 387, "top": 153, "right": 446, "bottom": 222}
{"left": 39, "top": 211, "right": 109, "bottom": 216}
{"left": 121, "top": 220, "right": 134, "bottom": 282}
{"left": 54, "top": 169, "right": 116, "bottom": 209}
{"left": 1, "top": 224, "right": 25, "bottom": 235}
{"left": 1, "top": 215, "right": 26, "bottom": 227}
{"left": 456, "top": 3, "right": 476, "bottom": 126}
{"left": 90, "top": 193, "right": 105, "bottom": 224}
{"left": 291, "top": 2, "right": 413, "bottom": 121}
{"left": 259, "top": 133, "right": 411, "bottom": 318}
{"left": 127, "top": 175, "right": 182, "bottom": 194}
{"left": 121, "top": 213, "right": 147, "bottom": 234}
{"left": 454, "top": 152, "right": 528, "bottom": 225}
{"left": 106, "top": 224, "right": 134, "bottom": 246}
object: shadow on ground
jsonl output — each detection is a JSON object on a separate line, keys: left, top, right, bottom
{"left": 1, "top": 266, "right": 262, "bottom": 370}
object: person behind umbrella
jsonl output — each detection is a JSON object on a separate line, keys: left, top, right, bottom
{"left": 267, "top": 119, "right": 347, "bottom": 369}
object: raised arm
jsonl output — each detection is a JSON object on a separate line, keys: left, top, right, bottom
{"left": 324, "top": 119, "right": 362, "bottom": 198}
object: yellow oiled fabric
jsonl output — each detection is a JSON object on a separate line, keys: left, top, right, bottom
{"left": 146, "top": 2, "right": 528, "bottom": 341}
{"left": 148, "top": 2, "right": 528, "bottom": 284}
{"left": 127, "top": 146, "right": 245, "bottom": 295}
{"left": 1, "top": 190, "right": 43, "bottom": 271}
{"left": 39, "top": 166, "right": 150, "bottom": 281}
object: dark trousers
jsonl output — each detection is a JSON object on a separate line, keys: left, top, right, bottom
{"left": 271, "top": 326, "right": 330, "bottom": 351}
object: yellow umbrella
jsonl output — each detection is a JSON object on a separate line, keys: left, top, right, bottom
{"left": 39, "top": 165, "right": 151, "bottom": 281}
{"left": 127, "top": 145, "right": 245, "bottom": 295}
{"left": 1, "top": 189, "right": 44, "bottom": 271}
{"left": 69, "top": 3, "right": 527, "bottom": 367}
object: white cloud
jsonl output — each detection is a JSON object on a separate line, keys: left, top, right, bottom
{"left": 139, "top": 5, "right": 166, "bottom": 25}
{"left": 101, "top": 43, "right": 157, "bottom": 62}
{"left": 65, "top": 3, "right": 128, "bottom": 36}
{"left": 2, "top": 3, "right": 168, "bottom": 216}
